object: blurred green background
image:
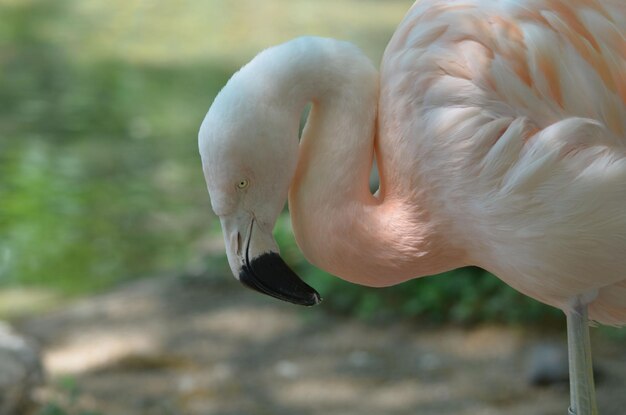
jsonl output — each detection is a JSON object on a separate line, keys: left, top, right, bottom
{"left": 0, "top": 0, "right": 602, "bottom": 327}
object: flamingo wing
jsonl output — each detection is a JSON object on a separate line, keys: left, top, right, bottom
{"left": 379, "top": 0, "right": 626, "bottom": 324}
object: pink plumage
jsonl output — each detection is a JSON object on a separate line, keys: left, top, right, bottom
{"left": 287, "top": 0, "right": 626, "bottom": 325}
{"left": 199, "top": 1, "right": 625, "bottom": 412}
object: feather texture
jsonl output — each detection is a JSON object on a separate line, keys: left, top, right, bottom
{"left": 200, "top": 0, "right": 626, "bottom": 325}
{"left": 376, "top": 0, "right": 626, "bottom": 323}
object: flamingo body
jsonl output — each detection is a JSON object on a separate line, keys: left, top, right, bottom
{"left": 200, "top": 1, "right": 625, "bottom": 412}
{"left": 368, "top": 0, "right": 626, "bottom": 325}
{"left": 199, "top": 0, "right": 626, "bottom": 324}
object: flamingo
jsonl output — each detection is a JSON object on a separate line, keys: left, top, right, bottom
{"left": 198, "top": 1, "right": 626, "bottom": 413}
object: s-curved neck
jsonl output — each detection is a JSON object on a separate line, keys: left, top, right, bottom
{"left": 259, "top": 37, "right": 457, "bottom": 286}
{"left": 283, "top": 38, "right": 380, "bottom": 202}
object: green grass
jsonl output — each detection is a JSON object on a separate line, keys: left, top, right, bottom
{"left": 0, "top": 0, "right": 231, "bottom": 294}
{"left": 0, "top": 0, "right": 410, "bottom": 297}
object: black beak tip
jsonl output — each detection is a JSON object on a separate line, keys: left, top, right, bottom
{"left": 297, "top": 290, "right": 323, "bottom": 307}
{"left": 308, "top": 291, "right": 323, "bottom": 306}
{"left": 239, "top": 252, "right": 322, "bottom": 307}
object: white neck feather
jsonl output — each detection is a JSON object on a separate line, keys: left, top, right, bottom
{"left": 273, "top": 38, "right": 379, "bottom": 202}
{"left": 232, "top": 36, "right": 379, "bottom": 202}
{"left": 240, "top": 37, "right": 459, "bottom": 285}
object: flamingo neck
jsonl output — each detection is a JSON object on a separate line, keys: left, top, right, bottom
{"left": 261, "top": 37, "right": 456, "bottom": 286}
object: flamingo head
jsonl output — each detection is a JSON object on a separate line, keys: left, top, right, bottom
{"left": 198, "top": 71, "right": 321, "bottom": 306}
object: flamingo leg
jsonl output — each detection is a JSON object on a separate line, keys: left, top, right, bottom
{"left": 566, "top": 297, "right": 598, "bottom": 415}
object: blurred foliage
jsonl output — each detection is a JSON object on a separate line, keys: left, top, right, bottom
{"left": 0, "top": 0, "right": 224, "bottom": 294}
{"left": 38, "top": 405, "right": 101, "bottom": 415}
{"left": 36, "top": 377, "right": 103, "bottom": 415}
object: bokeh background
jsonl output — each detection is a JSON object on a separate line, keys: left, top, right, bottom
{"left": 1, "top": 1, "right": 624, "bottom": 414}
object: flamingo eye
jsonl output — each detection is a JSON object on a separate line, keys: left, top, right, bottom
{"left": 236, "top": 179, "right": 249, "bottom": 189}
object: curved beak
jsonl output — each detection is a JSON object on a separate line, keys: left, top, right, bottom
{"left": 220, "top": 214, "right": 322, "bottom": 306}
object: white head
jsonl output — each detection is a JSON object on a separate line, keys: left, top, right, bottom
{"left": 198, "top": 43, "right": 321, "bottom": 305}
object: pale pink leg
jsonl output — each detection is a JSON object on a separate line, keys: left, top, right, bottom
{"left": 566, "top": 296, "right": 599, "bottom": 415}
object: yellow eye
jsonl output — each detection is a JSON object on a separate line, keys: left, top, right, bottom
{"left": 236, "top": 179, "right": 249, "bottom": 189}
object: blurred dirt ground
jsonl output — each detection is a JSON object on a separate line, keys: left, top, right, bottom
{"left": 16, "top": 273, "right": 626, "bottom": 415}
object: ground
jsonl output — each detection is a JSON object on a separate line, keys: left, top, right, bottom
{"left": 16, "top": 273, "right": 626, "bottom": 415}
